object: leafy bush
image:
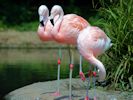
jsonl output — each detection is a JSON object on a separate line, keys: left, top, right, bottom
{"left": 92, "top": 0, "right": 133, "bottom": 90}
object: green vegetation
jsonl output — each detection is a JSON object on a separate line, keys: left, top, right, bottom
{"left": 0, "top": 0, "right": 133, "bottom": 92}
{"left": 0, "top": 0, "right": 93, "bottom": 26}
{"left": 0, "top": 21, "right": 38, "bottom": 31}
{"left": 11, "top": 21, "right": 39, "bottom": 32}
{"left": 90, "top": 0, "right": 133, "bottom": 91}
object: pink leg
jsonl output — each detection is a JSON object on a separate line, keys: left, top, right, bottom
{"left": 85, "top": 66, "right": 97, "bottom": 100}
{"left": 69, "top": 64, "right": 73, "bottom": 100}
{"left": 93, "top": 70, "right": 97, "bottom": 100}
{"left": 79, "top": 71, "right": 85, "bottom": 81}
{"left": 51, "top": 48, "right": 62, "bottom": 97}
{"left": 68, "top": 47, "right": 74, "bottom": 100}
{"left": 51, "top": 58, "right": 61, "bottom": 96}
{"left": 94, "top": 96, "right": 97, "bottom": 100}
{"left": 84, "top": 70, "right": 92, "bottom": 100}
{"left": 79, "top": 56, "right": 86, "bottom": 81}
{"left": 51, "top": 91, "right": 61, "bottom": 96}
{"left": 84, "top": 96, "right": 89, "bottom": 100}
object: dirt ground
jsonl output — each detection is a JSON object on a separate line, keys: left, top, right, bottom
{"left": 5, "top": 79, "right": 133, "bottom": 100}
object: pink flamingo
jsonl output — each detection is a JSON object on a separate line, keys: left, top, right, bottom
{"left": 77, "top": 26, "right": 112, "bottom": 100}
{"left": 37, "top": 5, "right": 53, "bottom": 41}
{"left": 38, "top": 5, "right": 82, "bottom": 97}
{"left": 49, "top": 5, "right": 90, "bottom": 99}
{"left": 38, "top": 5, "right": 62, "bottom": 96}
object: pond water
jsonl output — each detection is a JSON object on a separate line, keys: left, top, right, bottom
{"left": 0, "top": 49, "right": 88, "bottom": 99}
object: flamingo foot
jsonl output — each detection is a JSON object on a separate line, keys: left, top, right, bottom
{"left": 69, "top": 97, "right": 72, "bottom": 100}
{"left": 79, "top": 71, "right": 86, "bottom": 81}
{"left": 51, "top": 91, "right": 61, "bottom": 97}
{"left": 94, "top": 96, "right": 97, "bottom": 100}
{"left": 84, "top": 96, "right": 89, "bottom": 100}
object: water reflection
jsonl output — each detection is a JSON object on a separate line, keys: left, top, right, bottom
{"left": 0, "top": 49, "right": 84, "bottom": 99}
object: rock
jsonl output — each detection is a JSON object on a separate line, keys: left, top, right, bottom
{"left": 5, "top": 79, "right": 133, "bottom": 100}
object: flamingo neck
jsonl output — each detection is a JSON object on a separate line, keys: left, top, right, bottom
{"left": 86, "top": 56, "right": 106, "bottom": 82}
{"left": 53, "top": 11, "right": 64, "bottom": 33}
{"left": 37, "top": 24, "right": 52, "bottom": 41}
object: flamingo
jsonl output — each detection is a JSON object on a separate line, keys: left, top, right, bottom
{"left": 77, "top": 26, "right": 112, "bottom": 100}
{"left": 38, "top": 5, "right": 62, "bottom": 96}
{"left": 49, "top": 5, "right": 91, "bottom": 99}
{"left": 38, "top": 5, "right": 83, "bottom": 97}
{"left": 37, "top": 5, "right": 53, "bottom": 41}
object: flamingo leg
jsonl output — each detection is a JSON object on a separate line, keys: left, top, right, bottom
{"left": 68, "top": 46, "right": 74, "bottom": 100}
{"left": 79, "top": 55, "right": 86, "bottom": 81}
{"left": 93, "top": 67, "right": 97, "bottom": 100}
{"left": 69, "top": 66, "right": 73, "bottom": 100}
{"left": 85, "top": 66, "right": 97, "bottom": 100}
{"left": 56, "top": 59, "right": 61, "bottom": 95}
{"left": 85, "top": 65, "right": 93, "bottom": 100}
{"left": 79, "top": 55, "right": 83, "bottom": 72}
{"left": 52, "top": 48, "right": 61, "bottom": 96}
{"left": 84, "top": 70, "right": 91, "bottom": 100}
{"left": 56, "top": 48, "right": 62, "bottom": 95}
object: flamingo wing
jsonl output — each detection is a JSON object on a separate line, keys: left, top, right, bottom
{"left": 61, "top": 14, "right": 89, "bottom": 31}
{"left": 56, "top": 14, "right": 90, "bottom": 44}
{"left": 78, "top": 26, "right": 108, "bottom": 56}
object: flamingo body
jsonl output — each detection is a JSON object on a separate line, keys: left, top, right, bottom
{"left": 52, "top": 14, "right": 89, "bottom": 44}
{"left": 37, "top": 5, "right": 53, "bottom": 42}
{"left": 50, "top": 5, "right": 90, "bottom": 99}
{"left": 77, "top": 26, "right": 112, "bottom": 81}
{"left": 50, "top": 5, "right": 90, "bottom": 44}
{"left": 37, "top": 20, "right": 53, "bottom": 41}
{"left": 50, "top": 5, "right": 90, "bottom": 82}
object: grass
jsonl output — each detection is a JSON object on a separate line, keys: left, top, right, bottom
{"left": 89, "top": 0, "right": 133, "bottom": 91}
{"left": 0, "top": 21, "right": 39, "bottom": 32}
{"left": 12, "top": 21, "right": 39, "bottom": 31}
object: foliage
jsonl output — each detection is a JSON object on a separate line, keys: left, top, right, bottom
{"left": 11, "top": 21, "right": 39, "bottom": 31}
{"left": 0, "top": 21, "right": 7, "bottom": 31}
{"left": 0, "top": 0, "right": 93, "bottom": 26}
{"left": 92, "top": 0, "right": 133, "bottom": 90}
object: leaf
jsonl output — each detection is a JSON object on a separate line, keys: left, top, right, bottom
{"left": 128, "top": 75, "right": 133, "bottom": 90}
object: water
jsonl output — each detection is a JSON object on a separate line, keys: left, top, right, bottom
{"left": 0, "top": 49, "right": 86, "bottom": 99}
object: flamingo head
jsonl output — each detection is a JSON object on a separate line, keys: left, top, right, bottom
{"left": 38, "top": 5, "right": 49, "bottom": 26}
{"left": 49, "top": 5, "right": 64, "bottom": 24}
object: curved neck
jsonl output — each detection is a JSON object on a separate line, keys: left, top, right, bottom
{"left": 37, "top": 24, "right": 52, "bottom": 41}
{"left": 87, "top": 56, "right": 106, "bottom": 82}
{"left": 39, "top": 10, "right": 49, "bottom": 27}
{"left": 53, "top": 10, "right": 64, "bottom": 33}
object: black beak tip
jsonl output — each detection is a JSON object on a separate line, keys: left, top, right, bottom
{"left": 50, "top": 19, "right": 54, "bottom": 26}
{"left": 40, "top": 20, "right": 44, "bottom": 26}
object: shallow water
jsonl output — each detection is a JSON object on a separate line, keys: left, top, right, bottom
{"left": 0, "top": 49, "right": 88, "bottom": 99}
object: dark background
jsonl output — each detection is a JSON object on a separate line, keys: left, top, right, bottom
{"left": 0, "top": 0, "right": 100, "bottom": 25}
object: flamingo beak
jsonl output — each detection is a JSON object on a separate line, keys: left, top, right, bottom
{"left": 39, "top": 16, "right": 47, "bottom": 27}
{"left": 39, "top": 16, "right": 44, "bottom": 26}
{"left": 40, "top": 20, "right": 44, "bottom": 26}
{"left": 49, "top": 15, "right": 54, "bottom": 26}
